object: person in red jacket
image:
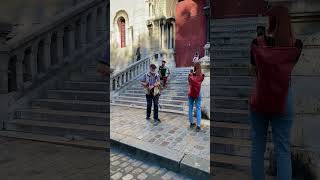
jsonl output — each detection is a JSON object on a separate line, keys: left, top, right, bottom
{"left": 249, "top": 5, "right": 303, "bottom": 180}
{"left": 188, "top": 62, "right": 204, "bottom": 132}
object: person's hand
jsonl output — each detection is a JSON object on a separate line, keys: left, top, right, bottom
{"left": 148, "top": 85, "right": 154, "bottom": 90}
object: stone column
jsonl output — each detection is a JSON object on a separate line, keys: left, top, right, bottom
{"left": 16, "top": 52, "right": 24, "bottom": 90}
{"left": 0, "top": 49, "right": 9, "bottom": 94}
{"left": 69, "top": 24, "right": 76, "bottom": 60}
{"left": 80, "top": 15, "right": 87, "bottom": 50}
{"left": 161, "top": 22, "right": 165, "bottom": 50}
{"left": 172, "top": 21, "right": 175, "bottom": 49}
{"left": 30, "top": 45, "right": 38, "bottom": 80}
{"left": 57, "top": 29, "right": 64, "bottom": 64}
{"left": 91, "top": 8, "right": 97, "bottom": 43}
{"left": 43, "top": 35, "right": 51, "bottom": 71}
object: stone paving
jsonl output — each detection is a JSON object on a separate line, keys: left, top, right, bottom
{"left": 0, "top": 137, "right": 107, "bottom": 180}
{"left": 110, "top": 106, "right": 210, "bottom": 161}
{"left": 110, "top": 148, "right": 192, "bottom": 180}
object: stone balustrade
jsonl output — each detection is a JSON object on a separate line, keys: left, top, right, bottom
{"left": 0, "top": 0, "right": 109, "bottom": 95}
{"left": 111, "top": 56, "right": 151, "bottom": 93}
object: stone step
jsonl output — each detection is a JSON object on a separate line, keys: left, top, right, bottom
{"left": 212, "top": 121, "right": 251, "bottom": 140}
{"left": 211, "top": 85, "right": 252, "bottom": 97}
{"left": 212, "top": 76, "right": 254, "bottom": 86}
{"left": 211, "top": 33, "right": 255, "bottom": 39}
{"left": 61, "top": 81, "right": 108, "bottom": 91}
{"left": 111, "top": 103, "right": 188, "bottom": 116}
{"left": 126, "top": 89, "right": 187, "bottom": 97}
{"left": 6, "top": 119, "right": 107, "bottom": 141}
{"left": 213, "top": 67, "right": 250, "bottom": 76}
{"left": 129, "top": 85, "right": 188, "bottom": 91}
{"left": 117, "top": 96, "right": 188, "bottom": 106}
{"left": 47, "top": 90, "right": 108, "bottom": 102}
{"left": 213, "top": 58, "right": 250, "bottom": 68}
{"left": 119, "top": 93, "right": 188, "bottom": 101}
{"left": 113, "top": 99, "right": 186, "bottom": 112}
{"left": 212, "top": 136, "right": 273, "bottom": 158}
{"left": 212, "top": 121, "right": 272, "bottom": 140}
{"left": 211, "top": 38, "right": 252, "bottom": 47}
{"left": 211, "top": 17, "right": 267, "bottom": 26}
{"left": 212, "top": 96, "right": 249, "bottom": 110}
{"left": 15, "top": 108, "right": 107, "bottom": 126}
{"left": 31, "top": 99, "right": 108, "bottom": 113}
{"left": 210, "top": 26, "right": 257, "bottom": 33}
{"left": 0, "top": 131, "right": 106, "bottom": 149}
{"left": 211, "top": 48, "right": 250, "bottom": 59}
{"left": 212, "top": 108, "right": 249, "bottom": 124}
{"left": 68, "top": 73, "right": 107, "bottom": 82}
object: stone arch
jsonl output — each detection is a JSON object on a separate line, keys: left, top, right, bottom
{"left": 113, "top": 10, "right": 129, "bottom": 48}
{"left": 8, "top": 56, "right": 17, "bottom": 92}
{"left": 50, "top": 32, "right": 58, "bottom": 66}
{"left": 37, "top": 40, "right": 45, "bottom": 74}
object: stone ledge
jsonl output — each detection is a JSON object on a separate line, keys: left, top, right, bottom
{"left": 111, "top": 135, "right": 210, "bottom": 179}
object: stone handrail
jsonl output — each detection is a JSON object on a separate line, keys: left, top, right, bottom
{"left": 0, "top": 0, "right": 108, "bottom": 94}
{"left": 111, "top": 56, "right": 151, "bottom": 92}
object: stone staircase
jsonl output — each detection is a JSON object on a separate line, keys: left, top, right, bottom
{"left": 1, "top": 60, "right": 107, "bottom": 149}
{"left": 210, "top": 17, "right": 272, "bottom": 172}
{"left": 111, "top": 67, "right": 192, "bottom": 115}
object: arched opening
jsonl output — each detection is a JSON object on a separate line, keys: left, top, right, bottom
{"left": 50, "top": 33, "right": 58, "bottom": 66}
{"left": 118, "top": 17, "right": 126, "bottom": 48}
{"left": 86, "top": 13, "right": 92, "bottom": 43}
{"left": 8, "top": 56, "right": 17, "bottom": 92}
{"left": 63, "top": 27, "right": 70, "bottom": 58}
{"left": 37, "top": 40, "right": 45, "bottom": 74}
{"left": 23, "top": 48, "right": 32, "bottom": 82}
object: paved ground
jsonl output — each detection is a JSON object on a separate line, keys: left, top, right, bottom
{"left": 110, "top": 148, "right": 192, "bottom": 180}
{"left": 110, "top": 106, "right": 210, "bottom": 161}
{"left": 0, "top": 137, "right": 107, "bottom": 180}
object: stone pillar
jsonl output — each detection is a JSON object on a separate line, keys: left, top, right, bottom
{"left": 69, "top": 24, "right": 76, "bottom": 60}
{"left": 161, "top": 22, "right": 165, "bottom": 50}
{"left": 80, "top": 15, "right": 87, "bottom": 50}
{"left": 16, "top": 52, "right": 24, "bottom": 90}
{"left": 57, "top": 29, "right": 64, "bottom": 64}
{"left": 172, "top": 21, "right": 175, "bottom": 49}
{"left": 0, "top": 49, "right": 9, "bottom": 94}
{"left": 91, "top": 8, "right": 97, "bottom": 43}
{"left": 199, "top": 43, "right": 211, "bottom": 119}
{"left": 30, "top": 45, "right": 38, "bottom": 80}
{"left": 43, "top": 35, "right": 51, "bottom": 71}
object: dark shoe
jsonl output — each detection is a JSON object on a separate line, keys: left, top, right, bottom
{"left": 196, "top": 126, "right": 201, "bottom": 132}
{"left": 154, "top": 119, "right": 161, "bottom": 123}
{"left": 190, "top": 123, "right": 196, "bottom": 128}
{"left": 146, "top": 117, "right": 151, "bottom": 120}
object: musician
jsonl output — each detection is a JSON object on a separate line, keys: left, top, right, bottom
{"left": 139, "top": 64, "right": 161, "bottom": 122}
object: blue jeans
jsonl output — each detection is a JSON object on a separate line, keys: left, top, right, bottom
{"left": 188, "top": 96, "right": 202, "bottom": 126}
{"left": 250, "top": 88, "right": 293, "bottom": 180}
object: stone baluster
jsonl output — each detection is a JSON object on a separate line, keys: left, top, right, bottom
{"left": 91, "top": 8, "right": 97, "bottom": 43}
{"left": 16, "top": 52, "right": 24, "bottom": 90}
{"left": 80, "top": 15, "right": 87, "bottom": 50}
{"left": 57, "top": 29, "right": 64, "bottom": 64}
{"left": 68, "top": 24, "right": 76, "bottom": 60}
{"left": 0, "top": 49, "right": 9, "bottom": 93}
{"left": 43, "top": 35, "right": 51, "bottom": 71}
{"left": 30, "top": 45, "right": 38, "bottom": 80}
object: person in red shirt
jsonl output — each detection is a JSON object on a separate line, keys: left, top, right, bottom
{"left": 249, "top": 5, "right": 303, "bottom": 180}
{"left": 188, "top": 62, "right": 204, "bottom": 132}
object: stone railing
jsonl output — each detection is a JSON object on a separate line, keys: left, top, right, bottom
{"left": 0, "top": 0, "right": 108, "bottom": 95}
{"left": 110, "top": 56, "right": 151, "bottom": 93}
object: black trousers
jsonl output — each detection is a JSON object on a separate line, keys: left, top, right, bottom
{"left": 146, "top": 94, "right": 159, "bottom": 119}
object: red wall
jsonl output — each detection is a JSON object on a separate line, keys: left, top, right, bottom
{"left": 175, "top": 0, "right": 206, "bottom": 67}
{"left": 211, "top": 0, "right": 265, "bottom": 19}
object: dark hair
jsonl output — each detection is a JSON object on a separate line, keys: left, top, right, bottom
{"left": 150, "top": 64, "right": 156, "bottom": 69}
